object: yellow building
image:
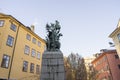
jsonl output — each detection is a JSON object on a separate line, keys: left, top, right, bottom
{"left": 0, "top": 13, "right": 46, "bottom": 80}
{"left": 109, "top": 20, "right": 120, "bottom": 58}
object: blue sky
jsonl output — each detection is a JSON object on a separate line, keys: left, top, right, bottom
{"left": 0, "top": 0, "right": 120, "bottom": 57}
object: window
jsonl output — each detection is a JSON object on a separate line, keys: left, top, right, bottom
{"left": 30, "top": 63, "right": 34, "bottom": 73}
{"left": 24, "top": 45, "right": 30, "bottom": 55}
{"left": 108, "top": 76, "right": 111, "bottom": 80}
{"left": 1, "top": 55, "right": 10, "bottom": 68}
{"left": 26, "top": 34, "right": 31, "bottom": 41}
{"left": 104, "top": 65, "right": 109, "bottom": 71}
{"left": 44, "top": 45, "right": 46, "bottom": 51}
{"left": 118, "top": 64, "right": 120, "bottom": 69}
{"left": 6, "top": 35, "right": 14, "bottom": 47}
{"left": 115, "top": 55, "right": 119, "bottom": 59}
{"left": 32, "top": 38, "right": 36, "bottom": 44}
{"left": 37, "top": 52, "right": 40, "bottom": 59}
{"left": 36, "top": 65, "right": 40, "bottom": 74}
{"left": 117, "top": 33, "right": 120, "bottom": 41}
{"left": 10, "top": 24, "right": 16, "bottom": 32}
{"left": 0, "top": 20, "right": 4, "bottom": 27}
{"left": 31, "top": 49, "right": 36, "bottom": 57}
{"left": 103, "top": 56, "right": 106, "bottom": 61}
{"left": 22, "top": 61, "right": 28, "bottom": 72}
{"left": 38, "top": 41, "right": 41, "bottom": 47}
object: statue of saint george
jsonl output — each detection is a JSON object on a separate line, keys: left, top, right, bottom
{"left": 46, "top": 20, "right": 63, "bottom": 51}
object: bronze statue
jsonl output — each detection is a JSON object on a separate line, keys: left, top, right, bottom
{"left": 46, "top": 20, "right": 63, "bottom": 51}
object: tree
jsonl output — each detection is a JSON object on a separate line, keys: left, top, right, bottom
{"left": 64, "top": 57, "right": 73, "bottom": 80}
{"left": 76, "top": 58, "right": 87, "bottom": 80}
{"left": 64, "top": 53, "right": 87, "bottom": 80}
{"left": 88, "top": 64, "right": 98, "bottom": 80}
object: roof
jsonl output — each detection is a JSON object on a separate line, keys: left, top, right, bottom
{"left": 109, "top": 20, "right": 120, "bottom": 38}
{"left": 92, "top": 49, "right": 116, "bottom": 63}
{"left": 0, "top": 13, "right": 46, "bottom": 43}
{"left": 109, "top": 27, "right": 120, "bottom": 38}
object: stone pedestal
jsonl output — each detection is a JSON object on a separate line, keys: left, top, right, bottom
{"left": 40, "top": 51, "right": 65, "bottom": 80}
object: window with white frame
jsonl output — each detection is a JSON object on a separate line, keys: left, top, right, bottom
{"left": 32, "top": 38, "right": 36, "bottom": 44}
{"left": 0, "top": 20, "right": 4, "bottom": 27}
{"left": 44, "top": 45, "right": 46, "bottom": 51}
{"left": 38, "top": 41, "right": 41, "bottom": 47}
{"left": 37, "top": 52, "right": 40, "bottom": 59}
{"left": 22, "top": 61, "right": 28, "bottom": 72}
{"left": 6, "top": 35, "right": 14, "bottom": 47}
{"left": 1, "top": 55, "right": 10, "bottom": 68}
{"left": 26, "top": 34, "right": 31, "bottom": 41}
{"left": 24, "top": 45, "right": 30, "bottom": 55}
{"left": 31, "top": 49, "right": 36, "bottom": 57}
{"left": 10, "top": 24, "right": 17, "bottom": 32}
{"left": 36, "top": 65, "right": 40, "bottom": 74}
{"left": 30, "top": 63, "right": 34, "bottom": 73}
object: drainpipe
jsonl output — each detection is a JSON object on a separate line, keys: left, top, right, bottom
{"left": 8, "top": 24, "right": 20, "bottom": 80}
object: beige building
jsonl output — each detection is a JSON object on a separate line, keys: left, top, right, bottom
{"left": 109, "top": 20, "right": 120, "bottom": 57}
{"left": 0, "top": 13, "right": 46, "bottom": 80}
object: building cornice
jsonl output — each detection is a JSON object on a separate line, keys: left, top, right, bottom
{"left": 92, "top": 50, "right": 116, "bottom": 63}
{"left": 109, "top": 27, "right": 120, "bottom": 38}
{"left": 0, "top": 13, "right": 46, "bottom": 44}
{"left": 109, "top": 20, "right": 120, "bottom": 38}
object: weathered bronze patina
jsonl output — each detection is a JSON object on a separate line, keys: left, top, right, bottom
{"left": 46, "top": 20, "right": 63, "bottom": 51}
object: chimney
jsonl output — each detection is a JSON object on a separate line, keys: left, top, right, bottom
{"left": 30, "top": 25, "right": 35, "bottom": 32}
{"left": 117, "top": 19, "right": 120, "bottom": 28}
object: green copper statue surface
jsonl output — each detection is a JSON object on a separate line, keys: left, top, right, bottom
{"left": 46, "top": 20, "right": 63, "bottom": 51}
